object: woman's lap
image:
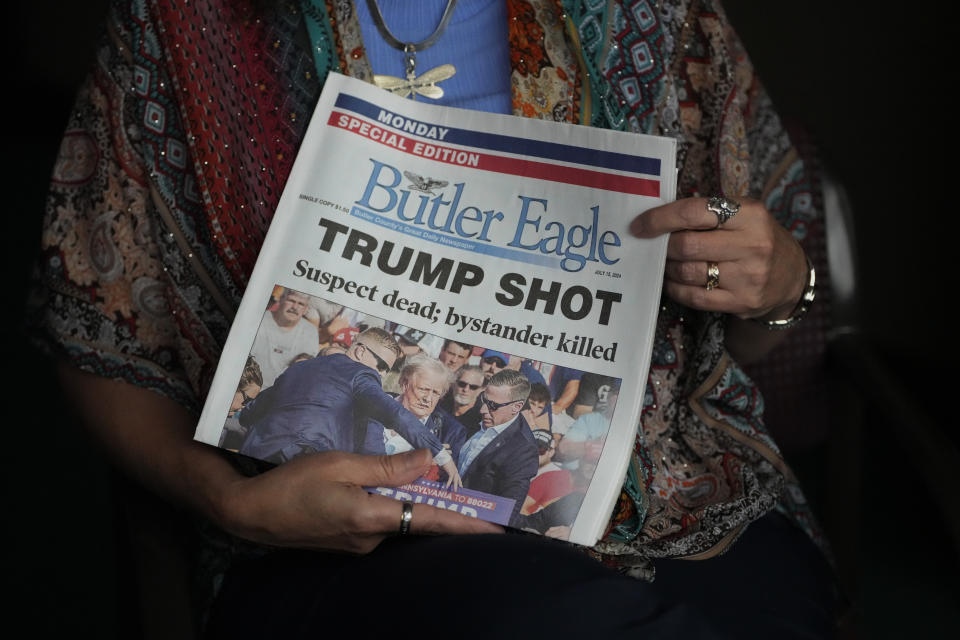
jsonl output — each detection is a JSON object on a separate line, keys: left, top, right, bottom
{"left": 206, "top": 512, "right": 837, "bottom": 639}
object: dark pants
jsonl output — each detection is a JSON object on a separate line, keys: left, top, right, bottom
{"left": 206, "top": 512, "right": 838, "bottom": 639}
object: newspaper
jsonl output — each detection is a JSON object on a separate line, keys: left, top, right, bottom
{"left": 194, "top": 73, "right": 676, "bottom": 546}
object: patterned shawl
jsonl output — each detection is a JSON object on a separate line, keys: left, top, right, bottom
{"left": 30, "top": 0, "right": 824, "bottom": 572}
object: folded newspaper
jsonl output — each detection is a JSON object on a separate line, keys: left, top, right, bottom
{"left": 195, "top": 73, "right": 676, "bottom": 546}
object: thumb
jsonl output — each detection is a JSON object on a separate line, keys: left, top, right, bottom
{"left": 375, "top": 449, "right": 435, "bottom": 486}
{"left": 328, "top": 449, "right": 433, "bottom": 488}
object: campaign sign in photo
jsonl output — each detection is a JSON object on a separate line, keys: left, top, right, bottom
{"left": 370, "top": 480, "right": 515, "bottom": 526}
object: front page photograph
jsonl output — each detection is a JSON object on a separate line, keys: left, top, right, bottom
{"left": 216, "top": 287, "right": 620, "bottom": 537}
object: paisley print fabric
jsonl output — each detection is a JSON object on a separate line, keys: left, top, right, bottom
{"left": 29, "top": 0, "right": 825, "bottom": 574}
{"left": 509, "top": 0, "right": 580, "bottom": 122}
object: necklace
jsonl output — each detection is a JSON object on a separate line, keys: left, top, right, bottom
{"left": 365, "top": 0, "right": 458, "bottom": 100}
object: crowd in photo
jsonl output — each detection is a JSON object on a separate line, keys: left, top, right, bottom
{"left": 222, "top": 286, "right": 620, "bottom": 536}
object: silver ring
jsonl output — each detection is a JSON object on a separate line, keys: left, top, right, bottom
{"left": 705, "top": 262, "right": 720, "bottom": 290}
{"left": 706, "top": 196, "right": 740, "bottom": 228}
{"left": 398, "top": 501, "right": 413, "bottom": 535}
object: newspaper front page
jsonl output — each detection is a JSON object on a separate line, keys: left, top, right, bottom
{"left": 195, "top": 73, "right": 676, "bottom": 546}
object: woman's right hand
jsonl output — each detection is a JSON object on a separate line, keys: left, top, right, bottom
{"left": 57, "top": 364, "right": 499, "bottom": 558}
{"left": 220, "top": 448, "right": 499, "bottom": 554}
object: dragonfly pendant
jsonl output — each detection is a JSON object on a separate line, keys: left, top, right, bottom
{"left": 374, "top": 63, "right": 456, "bottom": 100}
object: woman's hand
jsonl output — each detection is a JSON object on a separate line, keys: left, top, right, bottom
{"left": 630, "top": 197, "right": 807, "bottom": 321}
{"left": 57, "top": 365, "right": 499, "bottom": 559}
{"left": 222, "top": 449, "right": 498, "bottom": 554}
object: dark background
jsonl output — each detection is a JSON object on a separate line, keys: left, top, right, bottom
{"left": 4, "top": 1, "right": 956, "bottom": 637}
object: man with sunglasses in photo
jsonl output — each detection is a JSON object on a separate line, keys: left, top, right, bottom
{"left": 478, "top": 349, "right": 508, "bottom": 383}
{"left": 439, "top": 364, "right": 486, "bottom": 438}
{"left": 481, "top": 349, "right": 553, "bottom": 420}
{"left": 238, "top": 328, "right": 461, "bottom": 489}
{"left": 457, "top": 369, "right": 539, "bottom": 527}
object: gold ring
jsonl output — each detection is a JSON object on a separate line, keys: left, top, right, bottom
{"left": 705, "top": 262, "right": 720, "bottom": 290}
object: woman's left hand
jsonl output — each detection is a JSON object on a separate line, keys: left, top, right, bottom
{"left": 629, "top": 197, "right": 807, "bottom": 321}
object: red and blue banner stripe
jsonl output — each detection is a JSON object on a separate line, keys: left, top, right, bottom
{"left": 329, "top": 93, "right": 662, "bottom": 198}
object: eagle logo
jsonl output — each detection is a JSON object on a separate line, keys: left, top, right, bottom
{"left": 404, "top": 171, "right": 448, "bottom": 195}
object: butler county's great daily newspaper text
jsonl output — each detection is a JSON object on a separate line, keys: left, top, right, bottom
{"left": 195, "top": 73, "right": 676, "bottom": 546}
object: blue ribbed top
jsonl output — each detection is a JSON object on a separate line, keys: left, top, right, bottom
{"left": 354, "top": 0, "right": 512, "bottom": 114}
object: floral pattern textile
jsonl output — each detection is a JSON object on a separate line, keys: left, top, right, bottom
{"left": 28, "top": 0, "right": 825, "bottom": 574}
